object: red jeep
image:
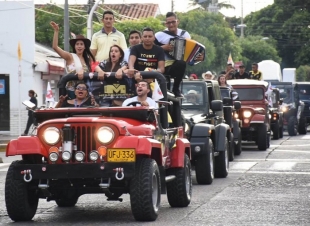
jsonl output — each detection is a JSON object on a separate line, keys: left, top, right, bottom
{"left": 5, "top": 72, "right": 192, "bottom": 222}
{"left": 227, "top": 79, "right": 271, "bottom": 150}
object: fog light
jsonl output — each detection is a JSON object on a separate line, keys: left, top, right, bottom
{"left": 194, "top": 146, "right": 201, "bottom": 152}
{"left": 89, "top": 151, "right": 99, "bottom": 161}
{"left": 244, "top": 119, "right": 250, "bottom": 124}
{"left": 49, "top": 152, "right": 59, "bottom": 162}
{"left": 75, "top": 151, "right": 85, "bottom": 162}
{"left": 62, "top": 151, "right": 71, "bottom": 161}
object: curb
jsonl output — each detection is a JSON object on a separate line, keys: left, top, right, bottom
{"left": 0, "top": 144, "right": 7, "bottom": 152}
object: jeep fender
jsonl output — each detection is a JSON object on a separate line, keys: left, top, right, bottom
{"left": 214, "top": 123, "right": 230, "bottom": 152}
{"left": 250, "top": 114, "right": 265, "bottom": 124}
{"left": 232, "top": 119, "right": 240, "bottom": 141}
{"left": 191, "top": 123, "right": 215, "bottom": 137}
{"left": 6, "top": 137, "right": 47, "bottom": 157}
{"left": 170, "top": 138, "right": 191, "bottom": 168}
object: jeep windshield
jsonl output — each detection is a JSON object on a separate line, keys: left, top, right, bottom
{"left": 181, "top": 83, "right": 205, "bottom": 109}
{"left": 272, "top": 85, "right": 293, "bottom": 104}
{"left": 220, "top": 89, "right": 230, "bottom": 99}
{"left": 233, "top": 88, "right": 264, "bottom": 101}
{"left": 297, "top": 85, "right": 310, "bottom": 100}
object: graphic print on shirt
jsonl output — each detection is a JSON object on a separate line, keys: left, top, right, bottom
{"left": 137, "top": 54, "right": 158, "bottom": 68}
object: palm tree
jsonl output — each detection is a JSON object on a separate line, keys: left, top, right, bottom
{"left": 189, "top": 0, "right": 235, "bottom": 11}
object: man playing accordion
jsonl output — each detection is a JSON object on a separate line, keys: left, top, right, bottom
{"left": 155, "top": 12, "right": 204, "bottom": 98}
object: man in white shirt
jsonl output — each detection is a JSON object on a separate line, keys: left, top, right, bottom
{"left": 123, "top": 30, "right": 141, "bottom": 62}
{"left": 122, "top": 80, "right": 157, "bottom": 108}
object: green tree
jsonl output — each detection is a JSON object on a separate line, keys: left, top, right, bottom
{"left": 296, "top": 65, "right": 310, "bottom": 81}
{"left": 189, "top": 0, "right": 235, "bottom": 10}
{"left": 237, "top": 36, "right": 281, "bottom": 70}
{"left": 244, "top": 1, "right": 310, "bottom": 68}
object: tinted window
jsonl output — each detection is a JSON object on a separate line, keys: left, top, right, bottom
{"left": 234, "top": 88, "right": 264, "bottom": 101}
{"left": 181, "top": 83, "right": 205, "bottom": 108}
{"left": 220, "top": 89, "right": 230, "bottom": 99}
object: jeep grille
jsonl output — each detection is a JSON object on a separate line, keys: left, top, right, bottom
{"left": 74, "top": 126, "right": 97, "bottom": 155}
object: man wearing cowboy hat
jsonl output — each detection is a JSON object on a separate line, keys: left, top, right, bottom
{"left": 202, "top": 71, "right": 214, "bottom": 80}
{"left": 90, "top": 10, "right": 127, "bottom": 62}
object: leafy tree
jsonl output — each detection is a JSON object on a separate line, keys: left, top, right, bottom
{"left": 296, "top": 65, "right": 310, "bottom": 81}
{"left": 188, "top": 0, "right": 235, "bottom": 10}
{"left": 244, "top": 1, "right": 310, "bottom": 68}
{"left": 237, "top": 36, "right": 281, "bottom": 70}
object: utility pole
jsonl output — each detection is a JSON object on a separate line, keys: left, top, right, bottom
{"left": 171, "top": 0, "right": 174, "bottom": 12}
{"left": 64, "top": 0, "right": 69, "bottom": 51}
{"left": 240, "top": 0, "right": 244, "bottom": 38}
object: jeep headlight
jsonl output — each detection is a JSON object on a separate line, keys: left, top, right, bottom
{"left": 243, "top": 110, "right": 252, "bottom": 118}
{"left": 97, "top": 127, "right": 114, "bottom": 144}
{"left": 43, "top": 127, "right": 60, "bottom": 145}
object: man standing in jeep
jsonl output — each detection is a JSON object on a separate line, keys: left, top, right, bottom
{"left": 232, "top": 64, "right": 249, "bottom": 79}
{"left": 249, "top": 63, "right": 263, "bottom": 80}
{"left": 154, "top": 12, "right": 203, "bottom": 97}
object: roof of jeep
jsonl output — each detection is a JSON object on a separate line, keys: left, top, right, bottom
{"left": 227, "top": 79, "right": 268, "bottom": 87}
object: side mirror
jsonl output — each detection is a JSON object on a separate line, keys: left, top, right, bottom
{"left": 234, "top": 101, "right": 241, "bottom": 110}
{"left": 222, "top": 97, "right": 232, "bottom": 106}
{"left": 211, "top": 100, "right": 223, "bottom": 112}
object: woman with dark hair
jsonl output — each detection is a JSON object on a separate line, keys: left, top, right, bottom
{"left": 218, "top": 74, "right": 232, "bottom": 88}
{"left": 50, "top": 21, "right": 96, "bottom": 99}
{"left": 55, "top": 82, "right": 98, "bottom": 108}
{"left": 91, "top": 44, "right": 141, "bottom": 106}
{"left": 22, "top": 90, "right": 37, "bottom": 136}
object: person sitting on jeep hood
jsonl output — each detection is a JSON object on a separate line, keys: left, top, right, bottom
{"left": 122, "top": 80, "right": 157, "bottom": 108}
{"left": 55, "top": 82, "right": 98, "bottom": 108}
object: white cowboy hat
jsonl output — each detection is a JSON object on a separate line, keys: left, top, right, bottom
{"left": 187, "top": 90, "right": 197, "bottom": 95}
{"left": 202, "top": 71, "right": 214, "bottom": 80}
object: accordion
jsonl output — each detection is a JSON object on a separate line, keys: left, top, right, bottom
{"left": 168, "top": 38, "right": 205, "bottom": 66}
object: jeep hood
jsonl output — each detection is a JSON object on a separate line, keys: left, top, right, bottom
{"left": 183, "top": 110, "right": 206, "bottom": 123}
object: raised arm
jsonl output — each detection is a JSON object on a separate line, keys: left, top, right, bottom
{"left": 50, "top": 21, "right": 72, "bottom": 63}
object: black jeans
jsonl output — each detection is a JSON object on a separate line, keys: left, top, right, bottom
{"left": 165, "top": 60, "right": 186, "bottom": 91}
{"left": 24, "top": 115, "right": 34, "bottom": 134}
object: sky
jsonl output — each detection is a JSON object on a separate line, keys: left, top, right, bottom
{"left": 10, "top": 0, "right": 274, "bottom": 18}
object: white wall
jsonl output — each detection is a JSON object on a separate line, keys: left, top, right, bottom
{"left": 0, "top": 1, "right": 42, "bottom": 135}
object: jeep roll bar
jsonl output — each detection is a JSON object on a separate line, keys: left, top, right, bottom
{"left": 57, "top": 71, "right": 169, "bottom": 128}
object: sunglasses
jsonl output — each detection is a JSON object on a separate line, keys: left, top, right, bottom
{"left": 165, "top": 20, "right": 177, "bottom": 25}
{"left": 76, "top": 86, "right": 87, "bottom": 91}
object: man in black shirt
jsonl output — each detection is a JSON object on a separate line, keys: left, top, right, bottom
{"left": 233, "top": 64, "right": 249, "bottom": 79}
{"left": 220, "top": 63, "right": 235, "bottom": 80}
{"left": 128, "top": 27, "right": 165, "bottom": 73}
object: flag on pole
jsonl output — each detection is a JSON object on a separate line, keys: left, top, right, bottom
{"left": 46, "top": 82, "right": 55, "bottom": 105}
{"left": 70, "top": 32, "right": 76, "bottom": 39}
{"left": 227, "top": 52, "right": 234, "bottom": 66}
{"left": 17, "top": 42, "right": 22, "bottom": 61}
{"left": 152, "top": 79, "right": 164, "bottom": 101}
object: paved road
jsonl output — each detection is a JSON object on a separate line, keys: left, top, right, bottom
{"left": 1, "top": 134, "right": 310, "bottom": 225}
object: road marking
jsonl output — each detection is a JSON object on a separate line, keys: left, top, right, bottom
{"left": 230, "top": 162, "right": 257, "bottom": 170}
{"left": 234, "top": 159, "right": 310, "bottom": 162}
{"left": 242, "top": 171, "right": 310, "bottom": 175}
{"left": 268, "top": 162, "right": 296, "bottom": 171}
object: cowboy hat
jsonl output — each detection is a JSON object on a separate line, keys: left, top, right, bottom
{"left": 187, "top": 90, "right": 197, "bottom": 95}
{"left": 69, "top": 34, "right": 91, "bottom": 50}
{"left": 202, "top": 71, "right": 214, "bottom": 80}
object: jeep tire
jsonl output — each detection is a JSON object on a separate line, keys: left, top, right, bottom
{"left": 288, "top": 116, "right": 297, "bottom": 136}
{"left": 167, "top": 154, "right": 192, "bottom": 207}
{"left": 229, "top": 132, "right": 235, "bottom": 161}
{"left": 273, "top": 121, "right": 280, "bottom": 140}
{"left": 298, "top": 115, "right": 307, "bottom": 135}
{"left": 56, "top": 196, "right": 79, "bottom": 207}
{"left": 195, "top": 139, "right": 214, "bottom": 185}
{"left": 214, "top": 137, "right": 229, "bottom": 178}
{"left": 130, "top": 158, "right": 161, "bottom": 221}
{"left": 5, "top": 160, "right": 39, "bottom": 221}
{"left": 234, "top": 127, "right": 242, "bottom": 155}
{"left": 257, "top": 124, "right": 268, "bottom": 150}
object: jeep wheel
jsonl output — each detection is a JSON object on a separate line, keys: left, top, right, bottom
{"left": 273, "top": 121, "right": 280, "bottom": 140}
{"left": 257, "top": 124, "right": 268, "bottom": 150}
{"left": 279, "top": 126, "right": 283, "bottom": 138}
{"left": 298, "top": 116, "right": 307, "bottom": 135}
{"left": 288, "top": 116, "right": 297, "bottom": 136}
{"left": 234, "top": 127, "right": 242, "bottom": 156}
{"left": 229, "top": 132, "right": 234, "bottom": 161}
{"left": 56, "top": 196, "right": 79, "bottom": 207}
{"left": 167, "top": 154, "right": 192, "bottom": 207}
{"left": 195, "top": 139, "right": 214, "bottom": 185}
{"left": 214, "top": 138, "right": 229, "bottom": 178}
{"left": 5, "top": 160, "right": 39, "bottom": 221}
{"left": 130, "top": 158, "right": 160, "bottom": 221}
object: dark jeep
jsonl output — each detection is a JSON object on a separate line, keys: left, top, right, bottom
{"left": 220, "top": 87, "right": 242, "bottom": 161}
{"left": 181, "top": 80, "right": 231, "bottom": 185}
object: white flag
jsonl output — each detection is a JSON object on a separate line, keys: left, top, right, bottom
{"left": 152, "top": 79, "right": 164, "bottom": 101}
{"left": 46, "top": 82, "right": 55, "bottom": 103}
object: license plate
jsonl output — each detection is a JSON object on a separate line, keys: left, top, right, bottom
{"left": 107, "top": 149, "right": 135, "bottom": 162}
